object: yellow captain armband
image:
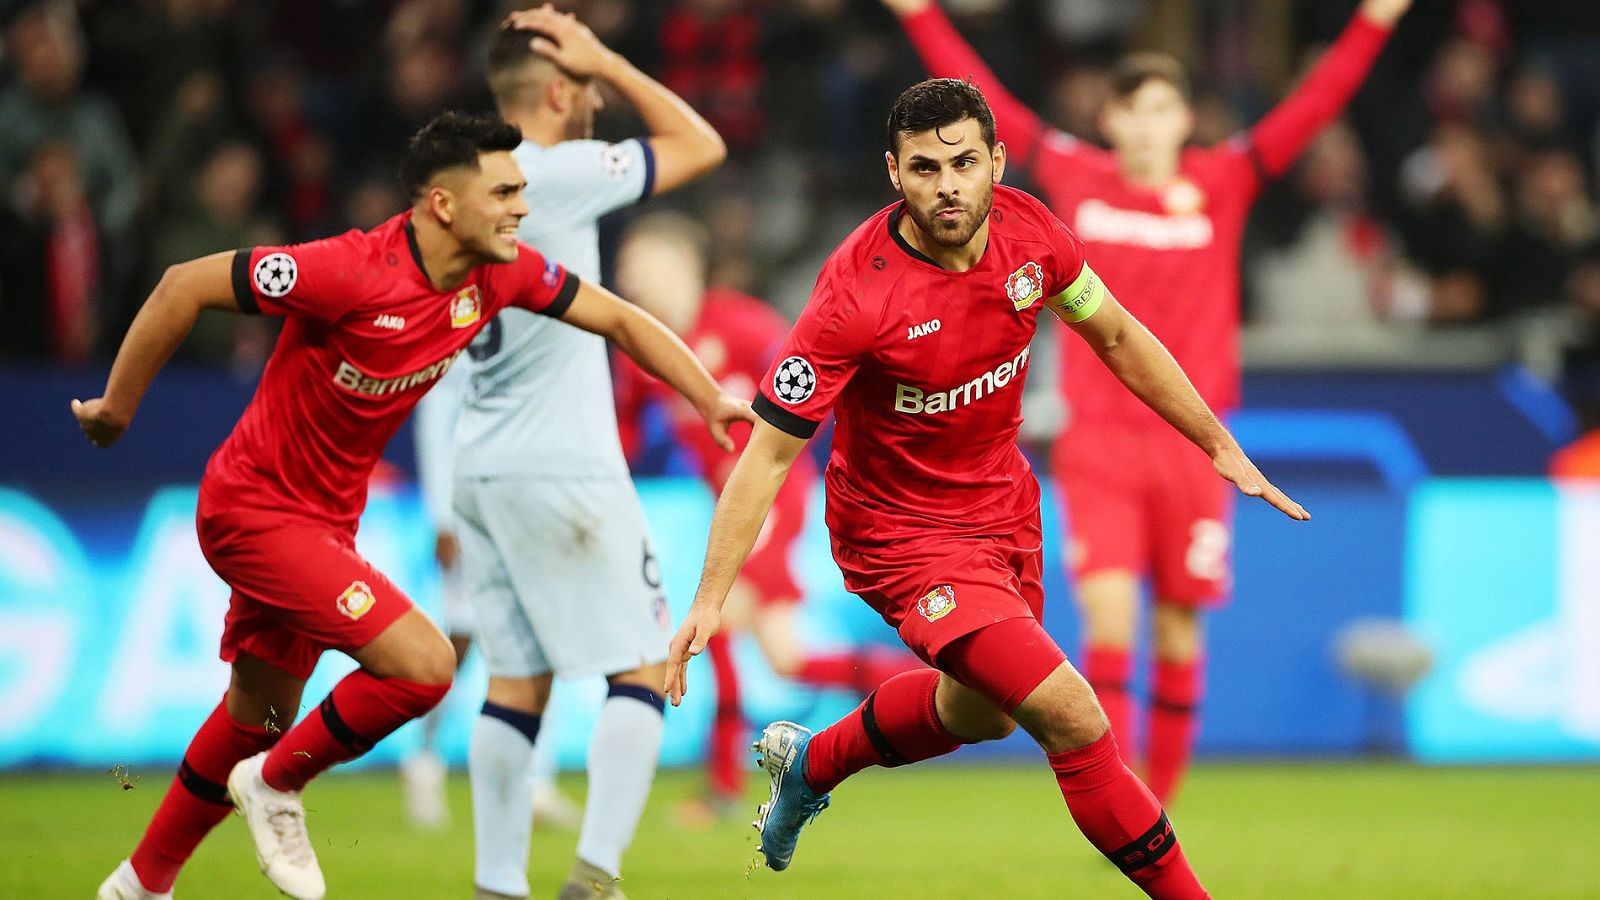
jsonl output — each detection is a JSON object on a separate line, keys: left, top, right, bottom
{"left": 1047, "top": 263, "right": 1107, "bottom": 324}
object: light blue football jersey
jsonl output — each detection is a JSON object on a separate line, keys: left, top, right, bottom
{"left": 451, "top": 137, "right": 654, "bottom": 478}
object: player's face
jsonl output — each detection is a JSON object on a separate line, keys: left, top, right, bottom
{"left": 1102, "top": 79, "right": 1194, "bottom": 174}
{"left": 450, "top": 151, "right": 528, "bottom": 264}
{"left": 616, "top": 235, "right": 705, "bottom": 335}
{"left": 887, "top": 117, "right": 1005, "bottom": 249}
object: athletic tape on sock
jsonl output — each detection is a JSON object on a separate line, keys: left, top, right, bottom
{"left": 480, "top": 701, "right": 543, "bottom": 744}
{"left": 176, "top": 760, "right": 231, "bottom": 806}
{"left": 319, "top": 694, "right": 373, "bottom": 755}
{"left": 859, "top": 690, "right": 910, "bottom": 767}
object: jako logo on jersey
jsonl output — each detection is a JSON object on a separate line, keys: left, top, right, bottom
{"left": 450, "top": 286, "right": 481, "bottom": 328}
{"left": 1074, "top": 199, "right": 1214, "bottom": 250}
{"left": 373, "top": 314, "right": 406, "bottom": 331}
{"left": 907, "top": 318, "right": 941, "bottom": 340}
{"left": 1005, "top": 262, "right": 1045, "bottom": 311}
{"left": 894, "top": 345, "right": 1029, "bottom": 415}
{"left": 336, "top": 580, "right": 376, "bottom": 620}
{"left": 772, "top": 356, "right": 816, "bottom": 404}
{"left": 917, "top": 584, "right": 957, "bottom": 622}
{"left": 333, "top": 348, "right": 462, "bottom": 397}
{"left": 253, "top": 252, "right": 298, "bottom": 297}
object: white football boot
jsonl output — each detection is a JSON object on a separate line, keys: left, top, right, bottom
{"left": 95, "top": 860, "right": 173, "bottom": 899}
{"left": 226, "top": 752, "right": 326, "bottom": 900}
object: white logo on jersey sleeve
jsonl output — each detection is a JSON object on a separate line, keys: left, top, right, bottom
{"left": 772, "top": 356, "right": 816, "bottom": 404}
{"left": 598, "top": 145, "right": 634, "bottom": 181}
{"left": 253, "top": 253, "right": 298, "bottom": 297}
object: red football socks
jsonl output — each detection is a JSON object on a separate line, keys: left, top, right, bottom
{"left": 705, "top": 632, "right": 746, "bottom": 799}
{"left": 803, "top": 668, "right": 960, "bottom": 794}
{"left": 1146, "top": 658, "right": 1203, "bottom": 804}
{"left": 262, "top": 670, "right": 449, "bottom": 792}
{"left": 1084, "top": 645, "right": 1134, "bottom": 752}
{"left": 1048, "top": 731, "right": 1208, "bottom": 899}
{"left": 795, "top": 649, "right": 925, "bottom": 693}
{"left": 129, "top": 698, "right": 277, "bottom": 892}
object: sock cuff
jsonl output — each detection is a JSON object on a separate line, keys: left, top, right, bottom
{"left": 1151, "top": 658, "right": 1204, "bottom": 706}
{"left": 916, "top": 670, "right": 961, "bottom": 745}
{"left": 1086, "top": 645, "right": 1134, "bottom": 673}
{"left": 177, "top": 759, "right": 233, "bottom": 806}
{"left": 1046, "top": 729, "right": 1121, "bottom": 777}
{"left": 481, "top": 701, "right": 543, "bottom": 744}
{"left": 607, "top": 682, "right": 666, "bottom": 715}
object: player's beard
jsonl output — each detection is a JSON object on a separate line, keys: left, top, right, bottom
{"left": 905, "top": 187, "right": 994, "bottom": 249}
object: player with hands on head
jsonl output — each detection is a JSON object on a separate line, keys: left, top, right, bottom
{"left": 664, "top": 79, "right": 1305, "bottom": 899}
{"left": 83, "top": 110, "right": 747, "bottom": 900}
{"left": 883, "top": 0, "right": 1406, "bottom": 803}
{"left": 457, "top": 7, "right": 728, "bottom": 899}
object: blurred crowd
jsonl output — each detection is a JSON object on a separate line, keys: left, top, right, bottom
{"left": 3, "top": 0, "right": 1600, "bottom": 392}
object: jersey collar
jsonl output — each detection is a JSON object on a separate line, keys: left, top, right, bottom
{"left": 403, "top": 217, "right": 432, "bottom": 285}
{"left": 887, "top": 203, "right": 941, "bottom": 267}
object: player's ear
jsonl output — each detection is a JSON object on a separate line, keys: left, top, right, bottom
{"left": 428, "top": 185, "right": 455, "bottom": 226}
{"left": 885, "top": 150, "right": 901, "bottom": 193}
{"left": 992, "top": 140, "right": 1007, "bottom": 184}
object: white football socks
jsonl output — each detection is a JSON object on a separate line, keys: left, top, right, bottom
{"left": 470, "top": 706, "right": 539, "bottom": 897}
{"left": 574, "top": 687, "right": 665, "bottom": 877}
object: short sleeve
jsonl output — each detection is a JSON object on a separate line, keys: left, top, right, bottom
{"left": 1037, "top": 208, "right": 1109, "bottom": 324}
{"left": 491, "top": 243, "right": 581, "bottom": 318}
{"left": 527, "top": 138, "right": 655, "bottom": 219}
{"left": 231, "top": 233, "right": 363, "bottom": 320}
{"left": 752, "top": 270, "right": 874, "bottom": 439}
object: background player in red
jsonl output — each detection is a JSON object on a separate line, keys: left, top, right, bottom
{"left": 77, "top": 111, "right": 752, "bottom": 900}
{"left": 612, "top": 211, "right": 922, "bottom": 822}
{"left": 884, "top": 0, "right": 1412, "bottom": 803}
{"left": 665, "top": 80, "right": 1308, "bottom": 898}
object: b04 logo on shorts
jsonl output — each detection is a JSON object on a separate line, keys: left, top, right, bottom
{"left": 917, "top": 584, "right": 957, "bottom": 622}
{"left": 337, "top": 580, "right": 377, "bottom": 620}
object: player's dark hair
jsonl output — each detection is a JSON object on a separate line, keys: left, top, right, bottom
{"left": 886, "top": 78, "right": 996, "bottom": 156}
{"left": 486, "top": 25, "right": 563, "bottom": 107}
{"left": 399, "top": 110, "right": 523, "bottom": 198}
{"left": 1111, "top": 52, "right": 1191, "bottom": 102}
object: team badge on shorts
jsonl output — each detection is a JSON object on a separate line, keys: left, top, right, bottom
{"left": 336, "top": 580, "right": 376, "bottom": 620}
{"left": 450, "top": 286, "right": 481, "bottom": 328}
{"left": 1005, "top": 261, "right": 1045, "bottom": 311}
{"left": 917, "top": 584, "right": 957, "bottom": 622}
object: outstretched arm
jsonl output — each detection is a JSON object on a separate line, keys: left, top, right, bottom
{"left": 72, "top": 252, "right": 241, "bottom": 447}
{"left": 559, "top": 279, "right": 754, "bottom": 452}
{"left": 1050, "top": 271, "right": 1309, "bottom": 521}
{"left": 1247, "top": 0, "right": 1410, "bottom": 179}
{"left": 506, "top": 4, "right": 726, "bottom": 194}
{"left": 664, "top": 420, "right": 808, "bottom": 704}
{"left": 884, "top": 0, "right": 1049, "bottom": 170}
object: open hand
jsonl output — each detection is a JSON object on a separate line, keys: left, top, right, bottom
{"left": 1359, "top": 0, "right": 1412, "bottom": 27}
{"left": 71, "top": 398, "right": 128, "bottom": 448}
{"left": 504, "top": 4, "right": 613, "bottom": 80}
{"left": 664, "top": 603, "right": 722, "bottom": 706}
{"left": 1211, "top": 444, "right": 1310, "bottom": 521}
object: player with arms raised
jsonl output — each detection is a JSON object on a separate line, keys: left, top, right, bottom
{"left": 884, "top": 0, "right": 1411, "bottom": 802}
{"left": 664, "top": 80, "right": 1307, "bottom": 898}
{"left": 82, "top": 111, "right": 749, "bottom": 900}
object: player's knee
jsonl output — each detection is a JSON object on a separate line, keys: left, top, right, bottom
{"left": 409, "top": 631, "right": 459, "bottom": 686}
{"left": 970, "top": 715, "right": 1018, "bottom": 743}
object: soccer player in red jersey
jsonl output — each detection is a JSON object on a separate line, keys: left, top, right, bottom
{"left": 664, "top": 80, "right": 1307, "bottom": 898}
{"left": 78, "top": 111, "right": 752, "bottom": 900}
{"left": 613, "top": 212, "right": 923, "bottom": 821}
{"left": 885, "top": 0, "right": 1412, "bottom": 802}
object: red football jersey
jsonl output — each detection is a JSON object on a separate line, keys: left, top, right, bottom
{"left": 902, "top": 6, "right": 1393, "bottom": 426}
{"left": 201, "top": 212, "right": 577, "bottom": 530}
{"left": 615, "top": 287, "right": 819, "bottom": 490}
{"left": 754, "top": 185, "right": 1088, "bottom": 547}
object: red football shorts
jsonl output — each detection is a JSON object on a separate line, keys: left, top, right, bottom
{"left": 197, "top": 496, "right": 413, "bottom": 681}
{"left": 1053, "top": 420, "right": 1234, "bottom": 607}
{"left": 739, "top": 472, "right": 808, "bottom": 606}
{"left": 831, "top": 512, "right": 1050, "bottom": 667}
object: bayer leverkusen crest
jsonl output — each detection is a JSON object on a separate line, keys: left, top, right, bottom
{"left": 917, "top": 584, "right": 957, "bottom": 622}
{"left": 450, "top": 286, "right": 481, "bottom": 329}
{"left": 1005, "top": 261, "right": 1045, "bottom": 311}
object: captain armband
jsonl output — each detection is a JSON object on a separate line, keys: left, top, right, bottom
{"left": 1047, "top": 263, "right": 1108, "bottom": 324}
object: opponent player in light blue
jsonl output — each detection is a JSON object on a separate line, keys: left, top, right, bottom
{"left": 458, "top": 7, "right": 726, "bottom": 899}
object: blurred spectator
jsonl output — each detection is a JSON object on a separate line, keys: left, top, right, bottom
{"left": 0, "top": 139, "right": 101, "bottom": 361}
{"left": 147, "top": 140, "right": 280, "bottom": 366}
{"left": 1500, "top": 146, "right": 1599, "bottom": 314}
{"left": 1397, "top": 123, "right": 1507, "bottom": 321}
{"left": 657, "top": 0, "right": 765, "bottom": 153}
{"left": 1253, "top": 122, "right": 1427, "bottom": 329}
{"left": 0, "top": 2, "right": 139, "bottom": 243}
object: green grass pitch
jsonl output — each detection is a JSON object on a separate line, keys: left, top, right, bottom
{"left": 5, "top": 762, "right": 1598, "bottom": 898}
